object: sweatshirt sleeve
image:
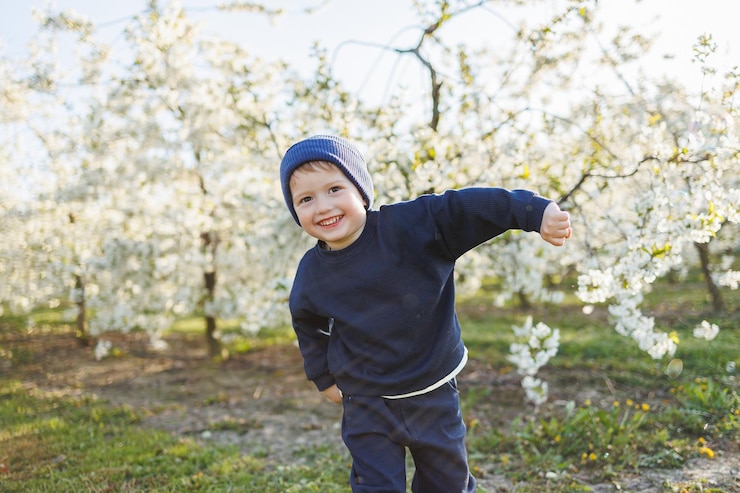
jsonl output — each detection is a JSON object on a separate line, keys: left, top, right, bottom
{"left": 289, "top": 285, "right": 336, "bottom": 392}
{"left": 426, "top": 187, "right": 552, "bottom": 259}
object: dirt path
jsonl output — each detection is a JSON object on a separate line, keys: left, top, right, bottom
{"left": 4, "top": 330, "right": 738, "bottom": 492}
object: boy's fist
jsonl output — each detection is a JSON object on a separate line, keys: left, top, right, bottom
{"left": 540, "top": 202, "right": 571, "bottom": 246}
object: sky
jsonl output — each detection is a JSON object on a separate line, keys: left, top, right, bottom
{"left": 0, "top": 0, "right": 738, "bottom": 107}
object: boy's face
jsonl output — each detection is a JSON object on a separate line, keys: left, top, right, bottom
{"left": 290, "top": 162, "right": 368, "bottom": 251}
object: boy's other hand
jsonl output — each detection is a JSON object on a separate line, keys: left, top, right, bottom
{"left": 540, "top": 202, "right": 571, "bottom": 247}
{"left": 321, "top": 384, "right": 342, "bottom": 404}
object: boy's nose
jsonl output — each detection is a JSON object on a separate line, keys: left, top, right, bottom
{"left": 315, "top": 195, "right": 332, "bottom": 213}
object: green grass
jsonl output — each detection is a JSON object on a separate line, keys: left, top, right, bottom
{"left": 460, "top": 277, "right": 740, "bottom": 379}
{"left": 0, "top": 381, "right": 350, "bottom": 492}
{"left": 0, "top": 305, "right": 72, "bottom": 334}
{"left": 1, "top": 276, "right": 738, "bottom": 491}
{"left": 457, "top": 278, "right": 739, "bottom": 489}
{"left": 467, "top": 375, "right": 738, "bottom": 483}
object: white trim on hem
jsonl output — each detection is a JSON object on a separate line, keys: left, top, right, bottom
{"left": 381, "top": 347, "right": 468, "bottom": 400}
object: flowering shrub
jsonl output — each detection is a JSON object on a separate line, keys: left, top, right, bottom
{"left": 507, "top": 316, "right": 560, "bottom": 406}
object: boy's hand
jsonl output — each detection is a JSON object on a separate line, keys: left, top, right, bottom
{"left": 321, "top": 384, "right": 342, "bottom": 404}
{"left": 540, "top": 202, "right": 571, "bottom": 246}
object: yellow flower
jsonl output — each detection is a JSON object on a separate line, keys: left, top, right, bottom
{"left": 589, "top": 452, "right": 597, "bottom": 461}
{"left": 641, "top": 403, "right": 650, "bottom": 412}
{"left": 584, "top": 398, "right": 591, "bottom": 406}
{"left": 612, "top": 400, "right": 620, "bottom": 407}
{"left": 699, "top": 447, "right": 715, "bottom": 459}
{"left": 697, "top": 437, "right": 706, "bottom": 445}
{"left": 554, "top": 435, "right": 561, "bottom": 443}
{"left": 626, "top": 399, "right": 634, "bottom": 407}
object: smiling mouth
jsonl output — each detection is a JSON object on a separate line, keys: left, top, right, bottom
{"left": 318, "top": 216, "right": 342, "bottom": 227}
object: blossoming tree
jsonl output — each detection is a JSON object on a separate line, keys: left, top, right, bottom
{"left": 1, "top": 0, "right": 737, "bottom": 403}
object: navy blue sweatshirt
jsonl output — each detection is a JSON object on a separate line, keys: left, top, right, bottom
{"left": 289, "top": 187, "right": 552, "bottom": 397}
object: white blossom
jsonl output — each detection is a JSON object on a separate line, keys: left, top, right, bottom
{"left": 94, "top": 339, "right": 112, "bottom": 361}
{"left": 693, "top": 320, "right": 720, "bottom": 341}
{"left": 508, "top": 317, "right": 560, "bottom": 406}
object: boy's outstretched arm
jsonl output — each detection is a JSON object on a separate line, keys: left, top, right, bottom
{"left": 539, "top": 202, "right": 572, "bottom": 246}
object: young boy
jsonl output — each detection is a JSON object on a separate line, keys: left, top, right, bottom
{"left": 280, "top": 134, "right": 571, "bottom": 493}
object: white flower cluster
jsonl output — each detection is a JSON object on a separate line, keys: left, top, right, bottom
{"left": 693, "top": 320, "right": 720, "bottom": 341}
{"left": 507, "top": 316, "right": 560, "bottom": 407}
{"left": 94, "top": 339, "right": 112, "bottom": 361}
{"left": 608, "top": 293, "right": 677, "bottom": 359}
{"left": 717, "top": 270, "right": 740, "bottom": 290}
{"left": 573, "top": 94, "right": 738, "bottom": 360}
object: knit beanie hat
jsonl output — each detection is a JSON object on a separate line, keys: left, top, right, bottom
{"left": 280, "top": 135, "right": 374, "bottom": 225}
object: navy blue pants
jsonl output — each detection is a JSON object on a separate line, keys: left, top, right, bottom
{"left": 341, "top": 380, "right": 476, "bottom": 493}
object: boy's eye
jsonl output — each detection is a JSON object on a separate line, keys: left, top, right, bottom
{"left": 329, "top": 186, "right": 342, "bottom": 193}
{"left": 298, "top": 196, "right": 312, "bottom": 204}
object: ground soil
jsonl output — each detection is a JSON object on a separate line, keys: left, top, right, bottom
{"left": 3, "top": 329, "right": 738, "bottom": 492}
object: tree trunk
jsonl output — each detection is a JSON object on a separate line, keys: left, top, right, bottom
{"left": 69, "top": 213, "right": 89, "bottom": 347}
{"left": 517, "top": 290, "right": 532, "bottom": 310}
{"left": 200, "top": 226, "right": 225, "bottom": 359}
{"left": 694, "top": 241, "right": 725, "bottom": 312}
{"left": 74, "top": 274, "right": 90, "bottom": 347}
{"left": 203, "top": 269, "right": 224, "bottom": 358}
